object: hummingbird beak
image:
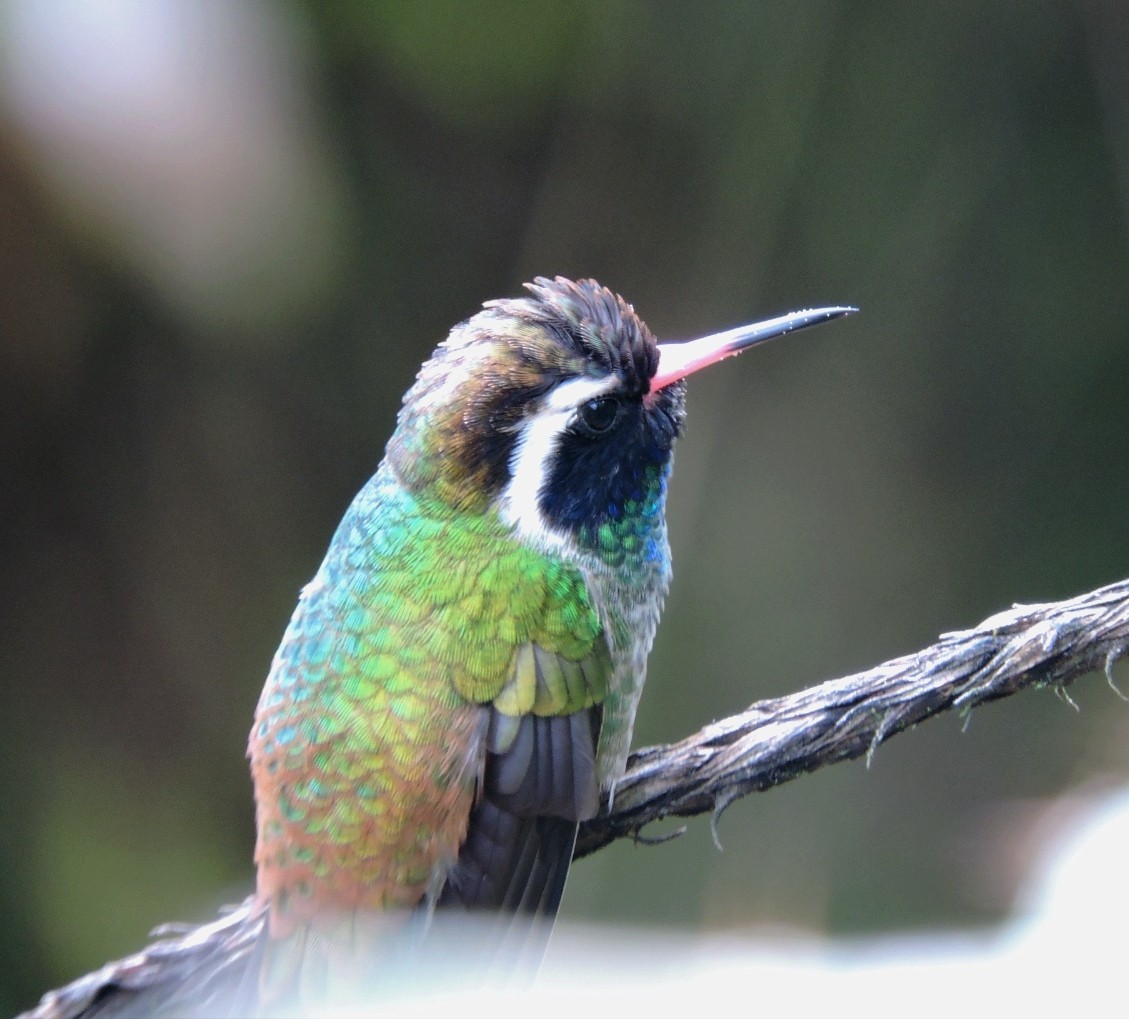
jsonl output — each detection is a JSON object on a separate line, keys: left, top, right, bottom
{"left": 650, "top": 306, "right": 858, "bottom": 392}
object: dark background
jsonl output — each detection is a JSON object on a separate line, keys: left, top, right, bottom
{"left": 3, "top": 1, "right": 1129, "bottom": 1012}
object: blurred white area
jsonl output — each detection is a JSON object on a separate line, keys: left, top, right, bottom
{"left": 325, "top": 786, "right": 1129, "bottom": 1018}
{"left": 0, "top": 0, "right": 345, "bottom": 338}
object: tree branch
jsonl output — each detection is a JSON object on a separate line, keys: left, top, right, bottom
{"left": 575, "top": 577, "right": 1129, "bottom": 859}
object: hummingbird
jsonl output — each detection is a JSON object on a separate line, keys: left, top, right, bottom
{"left": 26, "top": 278, "right": 854, "bottom": 1017}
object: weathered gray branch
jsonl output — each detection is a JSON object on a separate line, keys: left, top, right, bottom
{"left": 25, "top": 578, "right": 1129, "bottom": 1019}
{"left": 575, "top": 577, "right": 1129, "bottom": 858}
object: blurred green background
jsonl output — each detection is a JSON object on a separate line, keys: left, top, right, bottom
{"left": 3, "top": 0, "right": 1129, "bottom": 1012}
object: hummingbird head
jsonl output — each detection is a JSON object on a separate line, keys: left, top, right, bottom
{"left": 388, "top": 276, "right": 853, "bottom": 559}
{"left": 387, "top": 277, "right": 677, "bottom": 559}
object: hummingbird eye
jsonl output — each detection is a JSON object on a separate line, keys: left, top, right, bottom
{"left": 577, "top": 396, "right": 621, "bottom": 436}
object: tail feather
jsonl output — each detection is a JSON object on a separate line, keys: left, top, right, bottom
{"left": 435, "top": 706, "right": 598, "bottom": 977}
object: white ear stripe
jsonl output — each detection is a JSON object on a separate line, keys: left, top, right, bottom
{"left": 544, "top": 375, "right": 616, "bottom": 412}
{"left": 496, "top": 374, "right": 619, "bottom": 549}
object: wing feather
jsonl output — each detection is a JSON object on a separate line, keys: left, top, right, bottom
{"left": 440, "top": 635, "right": 611, "bottom": 918}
